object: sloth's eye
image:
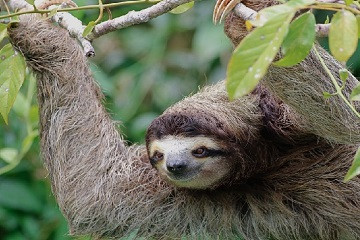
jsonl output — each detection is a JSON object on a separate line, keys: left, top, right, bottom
{"left": 192, "top": 147, "right": 208, "bottom": 158}
{"left": 153, "top": 151, "right": 164, "bottom": 161}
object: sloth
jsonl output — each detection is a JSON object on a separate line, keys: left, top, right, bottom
{"left": 7, "top": 0, "right": 360, "bottom": 239}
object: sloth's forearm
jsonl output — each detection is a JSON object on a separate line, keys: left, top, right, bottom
{"left": 8, "top": 17, "right": 173, "bottom": 237}
{"left": 263, "top": 46, "right": 360, "bottom": 144}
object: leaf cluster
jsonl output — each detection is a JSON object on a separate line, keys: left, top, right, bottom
{"left": 225, "top": 0, "right": 360, "bottom": 181}
{"left": 227, "top": 0, "right": 360, "bottom": 100}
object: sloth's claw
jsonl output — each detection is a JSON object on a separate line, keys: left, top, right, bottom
{"left": 213, "top": 0, "right": 241, "bottom": 24}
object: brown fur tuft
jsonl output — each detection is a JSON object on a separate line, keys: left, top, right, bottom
{"left": 224, "top": 0, "right": 276, "bottom": 46}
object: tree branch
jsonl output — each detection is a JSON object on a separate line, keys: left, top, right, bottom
{"left": 3, "top": 0, "right": 196, "bottom": 54}
{"left": 49, "top": 5, "right": 95, "bottom": 57}
{"left": 233, "top": 3, "right": 257, "bottom": 21}
{"left": 318, "top": 0, "right": 344, "bottom": 3}
{"left": 231, "top": 2, "right": 331, "bottom": 38}
{"left": 318, "top": 0, "right": 360, "bottom": 8}
{"left": 87, "top": 0, "right": 194, "bottom": 40}
{"left": 1, "top": 0, "right": 94, "bottom": 56}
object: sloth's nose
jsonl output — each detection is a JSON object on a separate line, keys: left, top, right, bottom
{"left": 167, "top": 162, "right": 187, "bottom": 175}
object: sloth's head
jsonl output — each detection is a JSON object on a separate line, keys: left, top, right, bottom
{"left": 146, "top": 113, "right": 245, "bottom": 189}
{"left": 147, "top": 135, "right": 231, "bottom": 189}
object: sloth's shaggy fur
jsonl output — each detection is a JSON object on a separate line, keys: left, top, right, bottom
{"left": 8, "top": 1, "right": 360, "bottom": 239}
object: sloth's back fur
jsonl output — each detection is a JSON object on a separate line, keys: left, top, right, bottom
{"left": 8, "top": 8, "right": 360, "bottom": 240}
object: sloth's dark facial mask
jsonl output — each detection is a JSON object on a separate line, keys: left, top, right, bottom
{"left": 148, "top": 136, "right": 230, "bottom": 189}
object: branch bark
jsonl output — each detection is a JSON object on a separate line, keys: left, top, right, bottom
{"left": 2, "top": 0, "right": 196, "bottom": 54}
{"left": 1, "top": 0, "right": 334, "bottom": 55}
{"left": 86, "top": 0, "right": 194, "bottom": 40}
{"left": 233, "top": 3, "right": 257, "bottom": 21}
{"left": 1, "top": 0, "right": 94, "bottom": 56}
{"left": 230, "top": 2, "right": 331, "bottom": 38}
{"left": 49, "top": 5, "right": 95, "bottom": 57}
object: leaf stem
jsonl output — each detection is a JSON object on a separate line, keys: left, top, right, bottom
{"left": 94, "top": 0, "right": 104, "bottom": 24}
{"left": 313, "top": 45, "right": 360, "bottom": 118}
{"left": 0, "top": 131, "right": 38, "bottom": 175}
{"left": 306, "top": 2, "right": 360, "bottom": 15}
{"left": 1, "top": 0, "right": 11, "bottom": 17}
{"left": 0, "top": 159, "right": 20, "bottom": 174}
{"left": 0, "top": 0, "right": 151, "bottom": 20}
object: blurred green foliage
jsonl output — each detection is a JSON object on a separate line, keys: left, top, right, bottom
{"left": 0, "top": 0, "right": 231, "bottom": 239}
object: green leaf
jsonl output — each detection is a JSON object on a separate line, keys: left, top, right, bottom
{"left": 350, "top": 82, "right": 360, "bottom": 101}
{"left": 82, "top": 21, "right": 95, "bottom": 37}
{"left": 0, "top": 23, "right": 7, "bottom": 43}
{"left": 324, "top": 15, "right": 330, "bottom": 24}
{"left": 29, "top": 105, "right": 39, "bottom": 126}
{"left": 274, "top": 12, "right": 315, "bottom": 67}
{"left": 227, "top": 13, "right": 294, "bottom": 99}
{"left": 339, "top": 68, "right": 349, "bottom": 83}
{"left": 12, "top": 92, "right": 28, "bottom": 119}
{"left": 322, "top": 91, "right": 334, "bottom": 100}
{"left": 329, "top": 10, "right": 358, "bottom": 62}
{"left": 170, "top": 1, "right": 194, "bottom": 14}
{"left": 355, "top": 1, "right": 360, "bottom": 8}
{"left": 251, "top": 0, "right": 315, "bottom": 26}
{"left": 0, "top": 44, "right": 26, "bottom": 124}
{"left": 344, "top": 146, "right": 360, "bottom": 182}
{"left": 357, "top": 15, "right": 360, "bottom": 38}
{"left": 21, "top": 131, "right": 38, "bottom": 155}
{"left": 0, "top": 148, "right": 18, "bottom": 164}
{"left": 344, "top": 0, "right": 354, "bottom": 5}
{"left": 0, "top": 44, "right": 14, "bottom": 62}
{"left": 24, "top": 0, "right": 35, "bottom": 5}
{"left": 46, "top": 7, "right": 58, "bottom": 19}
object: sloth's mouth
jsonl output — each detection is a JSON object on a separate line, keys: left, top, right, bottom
{"left": 158, "top": 163, "right": 225, "bottom": 189}
{"left": 162, "top": 166, "right": 202, "bottom": 185}
{"left": 167, "top": 171, "right": 198, "bottom": 182}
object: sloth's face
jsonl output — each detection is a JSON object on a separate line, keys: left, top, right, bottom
{"left": 148, "top": 135, "right": 231, "bottom": 189}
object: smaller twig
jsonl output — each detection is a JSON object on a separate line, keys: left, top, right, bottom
{"left": 310, "top": 2, "right": 360, "bottom": 15}
{"left": 231, "top": 3, "right": 332, "bottom": 38}
{"left": 317, "top": 0, "right": 360, "bottom": 9}
{"left": 87, "top": 0, "right": 194, "bottom": 40}
{"left": 233, "top": 3, "right": 257, "bottom": 21}
{"left": 105, "top": 7, "right": 112, "bottom": 20}
{"left": 318, "top": 0, "right": 343, "bottom": 3}
{"left": 1, "top": 0, "right": 95, "bottom": 57}
{"left": 94, "top": 0, "right": 103, "bottom": 24}
{"left": 2, "top": 0, "right": 11, "bottom": 16}
{"left": 0, "top": 0, "right": 150, "bottom": 20}
{"left": 50, "top": 5, "right": 95, "bottom": 57}
{"left": 314, "top": 46, "right": 360, "bottom": 118}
